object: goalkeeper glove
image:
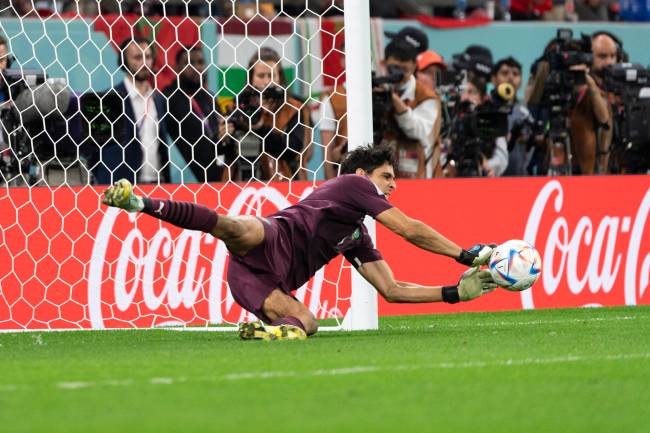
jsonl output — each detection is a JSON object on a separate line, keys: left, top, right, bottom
{"left": 456, "top": 243, "right": 497, "bottom": 267}
{"left": 101, "top": 179, "right": 144, "bottom": 212}
{"left": 442, "top": 268, "right": 497, "bottom": 303}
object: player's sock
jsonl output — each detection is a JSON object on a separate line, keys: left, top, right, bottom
{"left": 270, "top": 316, "right": 306, "bottom": 332}
{"left": 142, "top": 198, "right": 218, "bottom": 233}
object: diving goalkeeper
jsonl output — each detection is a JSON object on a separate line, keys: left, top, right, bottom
{"left": 102, "top": 145, "right": 497, "bottom": 340}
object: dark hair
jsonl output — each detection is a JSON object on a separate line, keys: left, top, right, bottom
{"left": 118, "top": 36, "right": 155, "bottom": 71}
{"left": 339, "top": 144, "right": 395, "bottom": 175}
{"left": 0, "top": 35, "right": 6, "bottom": 47}
{"left": 175, "top": 45, "right": 202, "bottom": 65}
{"left": 465, "top": 75, "right": 487, "bottom": 100}
{"left": 384, "top": 39, "right": 418, "bottom": 63}
{"left": 248, "top": 47, "right": 287, "bottom": 87}
{"left": 492, "top": 56, "right": 522, "bottom": 76}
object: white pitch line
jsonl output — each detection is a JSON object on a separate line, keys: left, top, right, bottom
{"left": 57, "top": 381, "right": 93, "bottom": 390}
{"left": 402, "top": 315, "right": 641, "bottom": 330}
{"left": 0, "top": 314, "right": 644, "bottom": 334}
{"left": 0, "top": 352, "right": 643, "bottom": 393}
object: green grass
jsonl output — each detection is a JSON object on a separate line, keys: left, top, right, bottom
{"left": 1, "top": 306, "right": 649, "bottom": 433}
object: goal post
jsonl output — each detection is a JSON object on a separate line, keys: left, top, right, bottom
{"left": 0, "top": 1, "right": 379, "bottom": 332}
{"left": 340, "top": 0, "right": 378, "bottom": 331}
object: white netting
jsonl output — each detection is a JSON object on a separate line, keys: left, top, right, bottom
{"left": 0, "top": 1, "right": 371, "bottom": 331}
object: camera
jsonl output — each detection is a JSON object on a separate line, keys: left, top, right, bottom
{"left": 228, "top": 85, "right": 285, "bottom": 131}
{"left": 445, "top": 94, "right": 512, "bottom": 177}
{"left": 602, "top": 63, "right": 650, "bottom": 173}
{"left": 0, "top": 70, "right": 84, "bottom": 185}
{"left": 543, "top": 29, "right": 593, "bottom": 112}
{"left": 221, "top": 84, "right": 287, "bottom": 181}
{"left": 537, "top": 28, "right": 593, "bottom": 175}
{"left": 371, "top": 64, "right": 405, "bottom": 144}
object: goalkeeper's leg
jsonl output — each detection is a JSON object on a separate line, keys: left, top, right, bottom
{"left": 102, "top": 179, "right": 264, "bottom": 255}
{"left": 238, "top": 289, "right": 317, "bottom": 341}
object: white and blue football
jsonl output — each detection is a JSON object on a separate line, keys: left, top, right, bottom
{"left": 488, "top": 240, "right": 542, "bottom": 291}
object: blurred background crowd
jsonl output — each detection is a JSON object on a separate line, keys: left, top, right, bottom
{"left": 0, "top": 0, "right": 627, "bottom": 22}
{"left": 0, "top": 1, "right": 648, "bottom": 187}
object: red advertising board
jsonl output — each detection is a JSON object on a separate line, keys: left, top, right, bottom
{"left": 0, "top": 176, "right": 648, "bottom": 330}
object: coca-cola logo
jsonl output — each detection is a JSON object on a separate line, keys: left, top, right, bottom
{"left": 86, "top": 185, "right": 339, "bottom": 329}
{"left": 523, "top": 180, "right": 650, "bottom": 309}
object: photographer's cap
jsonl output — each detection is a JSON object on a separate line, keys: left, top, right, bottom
{"left": 417, "top": 50, "right": 447, "bottom": 71}
{"left": 464, "top": 45, "right": 493, "bottom": 77}
{"left": 385, "top": 27, "right": 428, "bottom": 54}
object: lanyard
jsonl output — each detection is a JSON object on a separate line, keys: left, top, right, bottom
{"left": 191, "top": 96, "right": 215, "bottom": 137}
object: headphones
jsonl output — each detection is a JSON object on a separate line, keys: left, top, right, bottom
{"left": 591, "top": 31, "right": 626, "bottom": 62}
{"left": 117, "top": 37, "right": 157, "bottom": 73}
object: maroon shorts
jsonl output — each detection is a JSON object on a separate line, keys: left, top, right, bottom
{"left": 227, "top": 217, "right": 291, "bottom": 323}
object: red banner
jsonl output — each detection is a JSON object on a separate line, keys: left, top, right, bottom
{"left": 0, "top": 176, "right": 648, "bottom": 330}
{"left": 377, "top": 176, "right": 650, "bottom": 316}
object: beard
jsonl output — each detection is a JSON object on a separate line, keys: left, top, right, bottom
{"left": 133, "top": 68, "right": 152, "bottom": 82}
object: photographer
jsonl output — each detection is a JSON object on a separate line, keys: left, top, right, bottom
{"left": 461, "top": 76, "right": 509, "bottom": 177}
{"left": 569, "top": 32, "right": 616, "bottom": 174}
{"left": 163, "top": 46, "right": 227, "bottom": 183}
{"left": 227, "top": 47, "right": 312, "bottom": 181}
{"left": 375, "top": 38, "right": 437, "bottom": 179}
{"left": 526, "top": 30, "right": 612, "bottom": 175}
{"left": 492, "top": 57, "right": 537, "bottom": 176}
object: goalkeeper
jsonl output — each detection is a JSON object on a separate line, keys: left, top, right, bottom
{"left": 102, "top": 145, "right": 497, "bottom": 341}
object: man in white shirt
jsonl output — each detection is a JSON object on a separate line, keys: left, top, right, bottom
{"left": 92, "top": 37, "right": 169, "bottom": 185}
{"left": 377, "top": 38, "right": 438, "bottom": 179}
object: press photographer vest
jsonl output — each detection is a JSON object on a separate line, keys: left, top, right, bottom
{"left": 262, "top": 96, "right": 309, "bottom": 131}
{"left": 382, "top": 79, "right": 440, "bottom": 179}
{"left": 261, "top": 96, "right": 312, "bottom": 177}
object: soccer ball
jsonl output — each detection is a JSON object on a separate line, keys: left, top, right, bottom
{"left": 488, "top": 240, "right": 542, "bottom": 291}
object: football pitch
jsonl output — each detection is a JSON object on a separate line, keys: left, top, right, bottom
{"left": 1, "top": 306, "right": 649, "bottom": 433}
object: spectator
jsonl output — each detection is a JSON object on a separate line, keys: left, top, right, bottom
{"left": 510, "top": 0, "right": 552, "bottom": 19}
{"left": 93, "top": 37, "right": 170, "bottom": 185}
{"left": 369, "top": 0, "right": 425, "bottom": 17}
{"left": 575, "top": 0, "right": 610, "bottom": 21}
{"left": 164, "top": 46, "right": 228, "bottom": 183}
{"left": 491, "top": 56, "right": 536, "bottom": 176}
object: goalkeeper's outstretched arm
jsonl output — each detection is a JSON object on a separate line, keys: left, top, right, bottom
{"left": 375, "top": 207, "right": 495, "bottom": 268}
{"left": 357, "top": 260, "right": 496, "bottom": 304}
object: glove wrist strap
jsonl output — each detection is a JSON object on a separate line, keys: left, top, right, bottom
{"left": 442, "top": 286, "right": 460, "bottom": 304}
{"left": 456, "top": 249, "right": 473, "bottom": 266}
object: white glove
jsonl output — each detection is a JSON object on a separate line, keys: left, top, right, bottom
{"left": 458, "top": 268, "right": 497, "bottom": 301}
{"left": 101, "top": 179, "right": 144, "bottom": 212}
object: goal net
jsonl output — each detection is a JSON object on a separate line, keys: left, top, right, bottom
{"left": 0, "top": 1, "right": 378, "bottom": 331}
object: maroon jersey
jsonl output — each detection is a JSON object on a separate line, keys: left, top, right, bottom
{"left": 229, "top": 174, "right": 393, "bottom": 301}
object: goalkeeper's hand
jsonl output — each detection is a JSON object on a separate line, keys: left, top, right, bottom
{"left": 101, "top": 179, "right": 144, "bottom": 212}
{"left": 458, "top": 268, "right": 497, "bottom": 301}
{"left": 456, "top": 243, "right": 497, "bottom": 267}
{"left": 441, "top": 268, "right": 497, "bottom": 303}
